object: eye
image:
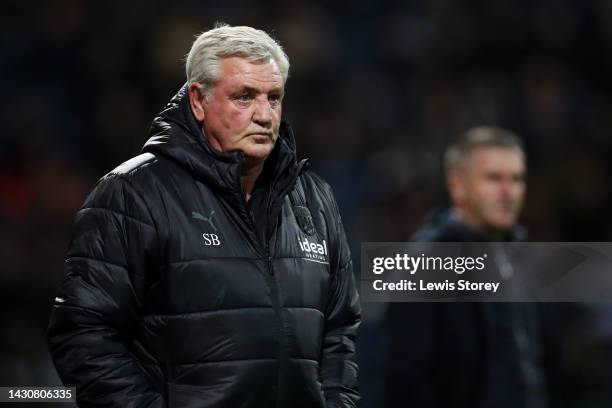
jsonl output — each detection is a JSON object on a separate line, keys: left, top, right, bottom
{"left": 269, "top": 94, "right": 283, "bottom": 107}
{"left": 233, "top": 93, "right": 253, "bottom": 105}
{"left": 485, "top": 173, "right": 502, "bottom": 182}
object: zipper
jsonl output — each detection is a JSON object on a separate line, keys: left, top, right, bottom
{"left": 237, "top": 157, "right": 310, "bottom": 406}
{"left": 259, "top": 180, "right": 283, "bottom": 407}
{"left": 260, "top": 176, "right": 282, "bottom": 405}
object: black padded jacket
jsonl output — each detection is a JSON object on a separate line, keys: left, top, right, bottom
{"left": 47, "top": 85, "right": 361, "bottom": 408}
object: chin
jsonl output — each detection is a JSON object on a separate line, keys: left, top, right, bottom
{"left": 242, "top": 144, "right": 274, "bottom": 162}
{"left": 489, "top": 219, "right": 516, "bottom": 231}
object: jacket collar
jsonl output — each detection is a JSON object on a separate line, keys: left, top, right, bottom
{"left": 414, "top": 207, "right": 528, "bottom": 242}
{"left": 142, "top": 83, "right": 301, "bottom": 200}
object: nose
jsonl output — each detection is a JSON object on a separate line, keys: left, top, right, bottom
{"left": 252, "top": 98, "right": 272, "bottom": 127}
{"left": 499, "top": 179, "right": 523, "bottom": 203}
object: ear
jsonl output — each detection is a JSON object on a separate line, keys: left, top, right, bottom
{"left": 447, "top": 170, "right": 465, "bottom": 205}
{"left": 188, "top": 83, "right": 206, "bottom": 122}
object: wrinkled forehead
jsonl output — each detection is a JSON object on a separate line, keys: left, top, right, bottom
{"left": 217, "top": 56, "right": 284, "bottom": 87}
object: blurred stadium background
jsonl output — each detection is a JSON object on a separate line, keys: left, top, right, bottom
{"left": 2, "top": 0, "right": 612, "bottom": 406}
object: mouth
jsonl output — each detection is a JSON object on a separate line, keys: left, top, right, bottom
{"left": 247, "top": 132, "right": 274, "bottom": 143}
{"left": 494, "top": 205, "right": 518, "bottom": 221}
{"left": 496, "top": 206, "right": 514, "bottom": 215}
{"left": 248, "top": 132, "right": 273, "bottom": 137}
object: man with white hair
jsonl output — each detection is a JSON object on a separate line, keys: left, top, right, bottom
{"left": 48, "top": 24, "right": 360, "bottom": 408}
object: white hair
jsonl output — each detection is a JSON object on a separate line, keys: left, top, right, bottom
{"left": 185, "top": 23, "right": 290, "bottom": 89}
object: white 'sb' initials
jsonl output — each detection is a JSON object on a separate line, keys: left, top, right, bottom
{"left": 203, "top": 233, "right": 221, "bottom": 246}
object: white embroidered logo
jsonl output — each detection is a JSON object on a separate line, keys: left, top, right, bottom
{"left": 297, "top": 235, "right": 329, "bottom": 264}
{"left": 202, "top": 233, "right": 221, "bottom": 246}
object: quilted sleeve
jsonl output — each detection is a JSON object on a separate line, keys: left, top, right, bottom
{"left": 47, "top": 174, "right": 164, "bottom": 407}
{"left": 319, "top": 182, "right": 361, "bottom": 408}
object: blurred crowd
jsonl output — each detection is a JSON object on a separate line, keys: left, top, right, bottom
{"left": 2, "top": 0, "right": 612, "bottom": 406}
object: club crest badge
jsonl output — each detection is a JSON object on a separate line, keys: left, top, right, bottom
{"left": 294, "top": 205, "right": 316, "bottom": 236}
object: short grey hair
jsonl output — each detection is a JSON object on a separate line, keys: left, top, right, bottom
{"left": 185, "top": 23, "right": 290, "bottom": 89}
{"left": 445, "top": 126, "right": 524, "bottom": 172}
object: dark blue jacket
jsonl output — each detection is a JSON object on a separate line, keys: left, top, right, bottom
{"left": 384, "top": 209, "right": 546, "bottom": 408}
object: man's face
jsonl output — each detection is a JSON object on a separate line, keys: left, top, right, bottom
{"left": 190, "top": 56, "right": 284, "bottom": 166}
{"left": 449, "top": 147, "right": 526, "bottom": 232}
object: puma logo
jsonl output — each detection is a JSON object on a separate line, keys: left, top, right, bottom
{"left": 192, "top": 210, "right": 217, "bottom": 231}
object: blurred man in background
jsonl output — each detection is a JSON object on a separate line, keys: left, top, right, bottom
{"left": 384, "top": 127, "right": 548, "bottom": 408}
{"left": 46, "top": 24, "right": 360, "bottom": 408}
{"left": 427, "top": 126, "right": 527, "bottom": 242}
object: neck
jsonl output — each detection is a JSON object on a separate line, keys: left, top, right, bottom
{"left": 452, "top": 207, "right": 511, "bottom": 239}
{"left": 240, "top": 159, "right": 265, "bottom": 201}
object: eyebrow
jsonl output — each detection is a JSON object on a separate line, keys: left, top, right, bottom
{"left": 237, "top": 85, "right": 284, "bottom": 95}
